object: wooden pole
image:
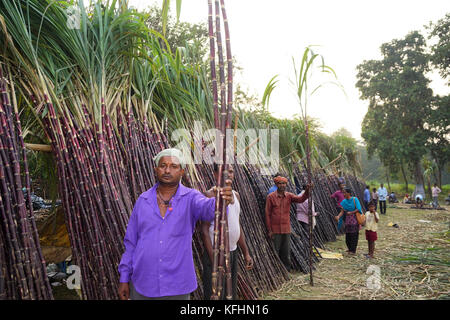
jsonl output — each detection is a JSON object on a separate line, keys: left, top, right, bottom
{"left": 25, "top": 143, "right": 52, "bottom": 152}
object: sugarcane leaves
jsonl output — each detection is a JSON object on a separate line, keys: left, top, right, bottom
{"left": 261, "top": 75, "right": 279, "bottom": 112}
{"left": 161, "top": 0, "right": 182, "bottom": 36}
{"left": 292, "top": 46, "right": 343, "bottom": 119}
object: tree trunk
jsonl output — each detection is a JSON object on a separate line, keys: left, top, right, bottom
{"left": 436, "top": 164, "right": 442, "bottom": 189}
{"left": 400, "top": 162, "right": 408, "bottom": 193}
{"left": 385, "top": 167, "right": 391, "bottom": 191}
{"left": 414, "top": 161, "right": 425, "bottom": 187}
{"left": 426, "top": 176, "right": 432, "bottom": 201}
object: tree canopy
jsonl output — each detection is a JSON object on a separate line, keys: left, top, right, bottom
{"left": 356, "top": 23, "right": 449, "bottom": 188}
{"left": 356, "top": 31, "right": 434, "bottom": 186}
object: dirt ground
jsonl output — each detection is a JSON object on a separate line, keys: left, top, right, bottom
{"left": 263, "top": 204, "right": 450, "bottom": 300}
{"left": 36, "top": 206, "right": 72, "bottom": 264}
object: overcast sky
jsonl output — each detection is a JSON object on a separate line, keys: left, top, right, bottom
{"left": 129, "top": 0, "right": 450, "bottom": 140}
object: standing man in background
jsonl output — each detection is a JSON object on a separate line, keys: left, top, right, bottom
{"left": 377, "top": 183, "right": 388, "bottom": 215}
{"left": 265, "top": 175, "right": 311, "bottom": 271}
{"left": 431, "top": 184, "right": 441, "bottom": 209}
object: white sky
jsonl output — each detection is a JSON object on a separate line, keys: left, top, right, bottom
{"left": 129, "top": 0, "right": 450, "bottom": 140}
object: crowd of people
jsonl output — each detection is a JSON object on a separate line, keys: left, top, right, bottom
{"left": 116, "top": 148, "right": 444, "bottom": 300}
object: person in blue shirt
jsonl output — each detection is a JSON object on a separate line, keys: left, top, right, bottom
{"left": 334, "top": 188, "right": 363, "bottom": 255}
{"left": 363, "top": 185, "right": 371, "bottom": 211}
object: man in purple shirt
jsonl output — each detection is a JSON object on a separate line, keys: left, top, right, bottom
{"left": 118, "top": 148, "right": 233, "bottom": 300}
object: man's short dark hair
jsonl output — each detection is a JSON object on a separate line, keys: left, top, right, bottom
{"left": 272, "top": 172, "right": 282, "bottom": 178}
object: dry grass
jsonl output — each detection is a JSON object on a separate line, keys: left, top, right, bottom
{"left": 262, "top": 204, "right": 450, "bottom": 300}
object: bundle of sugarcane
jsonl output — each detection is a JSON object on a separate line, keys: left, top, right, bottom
{"left": 207, "top": 0, "right": 235, "bottom": 300}
{"left": 309, "top": 172, "right": 339, "bottom": 241}
{"left": 0, "top": 65, "right": 53, "bottom": 299}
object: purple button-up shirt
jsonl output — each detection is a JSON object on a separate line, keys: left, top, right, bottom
{"left": 118, "top": 182, "right": 216, "bottom": 298}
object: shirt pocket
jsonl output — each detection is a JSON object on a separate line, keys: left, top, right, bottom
{"left": 169, "top": 210, "right": 191, "bottom": 237}
{"left": 271, "top": 200, "right": 280, "bottom": 211}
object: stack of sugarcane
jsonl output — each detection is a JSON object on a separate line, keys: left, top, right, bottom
{"left": 0, "top": 65, "right": 53, "bottom": 299}
{"left": 39, "top": 93, "right": 173, "bottom": 299}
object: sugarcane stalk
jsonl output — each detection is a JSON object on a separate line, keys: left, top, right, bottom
{"left": 219, "top": 0, "right": 234, "bottom": 300}
{"left": 305, "top": 119, "right": 314, "bottom": 286}
{"left": 208, "top": 0, "right": 219, "bottom": 130}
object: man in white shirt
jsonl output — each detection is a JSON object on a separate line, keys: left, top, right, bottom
{"left": 377, "top": 184, "right": 388, "bottom": 215}
{"left": 201, "top": 165, "right": 254, "bottom": 300}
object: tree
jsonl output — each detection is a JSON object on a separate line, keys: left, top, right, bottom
{"left": 426, "top": 95, "right": 450, "bottom": 187}
{"left": 356, "top": 31, "right": 433, "bottom": 187}
{"left": 145, "top": 5, "right": 208, "bottom": 60}
{"left": 331, "top": 128, "right": 361, "bottom": 177}
{"left": 428, "top": 13, "right": 450, "bottom": 84}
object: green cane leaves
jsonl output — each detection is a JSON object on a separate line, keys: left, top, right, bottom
{"left": 161, "top": 0, "right": 182, "bottom": 36}
{"left": 292, "top": 46, "right": 342, "bottom": 120}
{"left": 261, "top": 75, "right": 279, "bottom": 112}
